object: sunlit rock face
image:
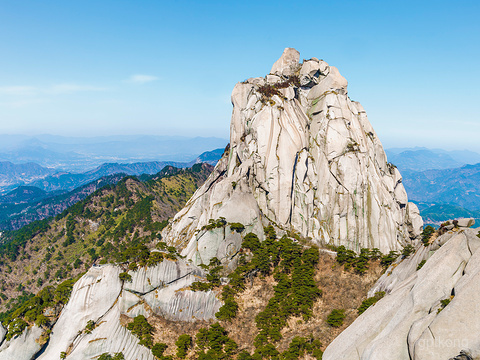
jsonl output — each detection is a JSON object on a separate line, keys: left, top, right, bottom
{"left": 4, "top": 261, "right": 221, "bottom": 360}
{"left": 323, "top": 224, "right": 480, "bottom": 360}
{"left": 163, "top": 48, "right": 422, "bottom": 264}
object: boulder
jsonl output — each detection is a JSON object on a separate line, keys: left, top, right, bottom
{"left": 457, "top": 218, "right": 475, "bottom": 228}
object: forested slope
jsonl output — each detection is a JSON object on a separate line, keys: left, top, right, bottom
{"left": 0, "top": 164, "right": 213, "bottom": 314}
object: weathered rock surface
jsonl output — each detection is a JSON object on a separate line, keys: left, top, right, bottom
{"left": 323, "top": 227, "right": 480, "bottom": 360}
{"left": 123, "top": 259, "right": 221, "bottom": 321}
{"left": 445, "top": 218, "right": 475, "bottom": 228}
{"left": 6, "top": 258, "right": 220, "bottom": 359}
{"left": 0, "top": 325, "right": 5, "bottom": 347}
{"left": 163, "top": 48, "right": 422, "bottom": 262}
{"left": 0, "top": 325, "right": 43, "bottom": 360}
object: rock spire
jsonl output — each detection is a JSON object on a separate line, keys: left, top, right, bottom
{"left": 163, "top": 48, "right": 422, "bottom": 264}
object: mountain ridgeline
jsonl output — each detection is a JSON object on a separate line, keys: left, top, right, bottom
{"left": 0, "top": 149, "right": 225, "bottom": 231}
{"left": 0, "top": 175, "right": 125, "bottom": 231}
{"left": 1, "top": 49, "right": 476, "bottom": 360}
{"left": 0, "top": 147, "right": 225, "bottom": 195}
{"left": 0, "top": 135, "right": 228, "bottom": 172}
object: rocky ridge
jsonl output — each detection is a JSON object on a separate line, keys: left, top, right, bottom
{"left": 0, "top": 259, "right": 221, "bottom": 359}
{"left": 323, "top": 219, "right": 480, "bottom": 360}
{"left": 164, "top": 48, "right": 422, "bottom": 265}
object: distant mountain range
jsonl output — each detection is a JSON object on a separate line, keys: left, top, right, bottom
{"left": 0, "top": 147, "right": 226, "bottom": 194}
{"left": 0, "top": 147, "right": 226, "bottom": 230}
{"left": 0, "top": 134, "right": 228, "bottom": 172}
{"left": 401, "top": 163, "right": 480, "bottom": 211}
{"left": 384, "top": 147, "right": 480, "bottom": 225}
{"left": 385, "top": 147, "right": 480, "bottom": 172}
{"left": 2, "top": 144, "right": 480, "bottom": 229}
{"left": 0, "top": 174, "right": 126, "bottom": 230}
{"left": 414, "top": 202, "right": 480, "bottom": 225}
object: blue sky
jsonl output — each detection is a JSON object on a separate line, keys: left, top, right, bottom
{"left": 0, "top": 0, "right": 479, "bottom": 150}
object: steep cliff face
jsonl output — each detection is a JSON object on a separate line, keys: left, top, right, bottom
{"left": 323, "top": 221, "right": 480, "bottom": 360}
{"left": 164, "top": 48, "right": 422, "bottom": 263}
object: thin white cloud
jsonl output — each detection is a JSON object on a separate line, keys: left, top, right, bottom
{"left": 0, "top": 84, "right": 108, "bottom": 96}
{"left": 126, "top": 74, "right": 159, "bottom": 84}
{"left": 0, "top": 86, "right": 37, "bottom": 96}
{"left": 0, "top": 98, "right": 48, "bottom": 108}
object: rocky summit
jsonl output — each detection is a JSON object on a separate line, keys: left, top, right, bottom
{"left": 164, "top": 48, "right": 422, "bottom": 264}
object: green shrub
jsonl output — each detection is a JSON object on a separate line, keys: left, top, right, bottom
{"left": 98, "top": 353, "right": 125, "bottom": 360}
{"left": 237, "top": 350, "right": 254, "bottom": 360}
{"left": 380, "top": 251, "right": 399, "bottom": 268}
{"left": 354, "top": 248, "right": 370, "bottom": 274}
{"left": 147, "top": 251, "right": 164, "bottom": 266}
{"left": 357, "top": 292, "right": 385, "bottom": 315}
{"left": 229, "top": 222, "right": 245, "bottom": 233}
{"left": 215, "top": 286, "right": 238, "bottom": 321}
{"left": 195, "top": 323, "right": 238, "bottom": 359}
{"left": 5, "top": 318, "right": 27, "bottom": 340}
{"left": 85, "top": 319, "right": 95, "bottom": 334}
{"left": 336, "top": 246, "right": 377, "bottom": 274}
{"left": 417, "top": 260, "right": 427, "bottom": 270}
{"left": 242, "top": 232, "right": 261, "bottom": 252}
{"left": 202, "top": 218, "right": 227, "bottom": 231}
{"left": 35, "top": 314, "right": 49, "bottom": 327}
{"left": 402, "top": 244, "right": 415, "bottom": 258}
{"left": 126, "top": 315, "right": 154, "bottom": 348}
{"left": 421, "top": 226, "right": 435, "bottom": 246}
{"left": 437, "top": 298, "right": 452, "bottom": 313}
{"left": 190, "top": 281, "right": 214, "bottom": 292}
{"left": 152, "top": 343, "right": 168, "bottom": 358}
{"left": 119, "top": 272, "right": 132, "bottom": 282}
{"left": 281, "top": 336, "right": 323, "bottom": 360}
{"left": 175, "top": 334, "right": 192, "bottom": 358}
{"left": 326, "top": 309, "right": 346, "bottom": 327}
{"left": 73, "top": 258, "right": 83, "bottom": 269}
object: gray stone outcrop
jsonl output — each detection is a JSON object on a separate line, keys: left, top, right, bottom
{"left": 323, "top": 227, "right": 480, "bottom": 360}
{"left": 163, "top": 48, "right": 422, "bottom": 263}
{"left": 0, "top": 325, "right": 43, "bottom": 360}
{"left": 2, "top": 258, "right": 221, "bottom": 359}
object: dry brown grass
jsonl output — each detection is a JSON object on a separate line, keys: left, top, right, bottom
{"left": 147, "top": 250, "right": 384, "bottom": 356}
{"left": 149, "top": 313, "right": 213, "bottom": 357}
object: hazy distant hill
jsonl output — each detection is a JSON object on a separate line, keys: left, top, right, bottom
{"left": 385, "top": 147, "right": 480, "bottom": 171}
{"left": 0, "top": 147, "right": 225, "bottom": 194}
{"left": 383, "top": 147, "right": 480, "bottom": 223}
{"left": 27, "top": 161, "right": 185, "bottom": 192}
{"left": 0, "top": 134, "right": 228, "bottom": 171}
{"left": 0, "top": 186, "right": 50, "bottom": 204}
{"left": 385, "top": 149, "right": 462, "bottom": 171}
{"left": 0, "top": 174, "right": 126, "bottom": 230}
{"left": 0, "top": 161, "right": 55, "bottom": 192}
{"left": 0, "top": 149, "right": 225, "bottom": 229}
{"left": 194, "top": 147, "right": 225, "bottom": 165}
{"left": 402, "top": 163, "right": 480, "bottom": 211}
{"left": 414, "top": 202, "right": 480, "bottom": 226}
